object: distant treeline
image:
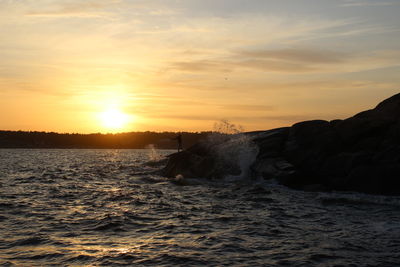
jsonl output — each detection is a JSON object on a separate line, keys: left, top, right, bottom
{"left": 0, "top": 130, "right": 213, "bottom": 149}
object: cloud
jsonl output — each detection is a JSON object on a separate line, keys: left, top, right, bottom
{"left": 25, "top": 0, "right": 122, "bottom": 18}
{"left": 136, "top": 98, "right": 209, "bottom": 108}
{"left": 231, "top": 48, "right": 351, "bottom": 72}
{"left": 170, "top": 61, "right": 230, "bottom": 73}
{"left": 220, "top": 104, "right": 274, "bottom": 111}
{"left": 234, "top": 59, "right": 316, "bottom": 73}
{"left": 148, "top": 113, "right": 330, "bottom": 124}
{"left": 237, "top": 49, "right": 348, "bottom": 64}
{"left": 153, "top": 114, "right": 218, "bottom": 121}
{"left": 167, "top": 57, "right": 315, "bottom": 74}
{"left": 166, "top": 48, "right": 351, "bottom": 74}
{"left": 341, "top": 0, "right": 399, "bottom": 7}
{"left": 24, "top": 0, "right": 182, "bottom": 19}
{"left": 165, "top": 47, "right": 400, "bottom": 75}
{"left": 233, "top": 114, "right": 327, "bottom": 123}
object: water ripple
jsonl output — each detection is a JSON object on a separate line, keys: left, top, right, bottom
{"left": 0, "top": 149, "right": 400, "bottom": 266}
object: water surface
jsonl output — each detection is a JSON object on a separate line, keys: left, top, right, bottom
{"left": 1, "top": 149, "right": 399, "bottom": 266}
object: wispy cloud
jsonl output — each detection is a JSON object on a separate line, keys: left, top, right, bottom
{"left": 24, "top": 0, "right": 182, "bottom": 19}
{"left": 166, "top": 48, "right": 351, "bottom": 73}
{"left": 341, "top": 0, "right": 399, "bottom": 7}
{"left": 237, "top": 49, "right": 348, "bottom": 64}
{"left": 26, "top": 0, "right": 122, "bottom": 18}
{"left": 165, "top": 47, "right": 400, "bottom": 74}
{"left": 220, "top": 104, "right": 274, "bottom": 111}
{"left": 234, "top": 59, "right": 316, "bottom": 73}
{"left": 150, "top": 113, "right": 330, "bottom": 124}
{"left": 170, "top": 61, "right": 231, "bottom": 73}
{"left": 232, "top": 48, "right": 350, "bottom": 73}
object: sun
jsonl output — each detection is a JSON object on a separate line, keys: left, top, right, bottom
{"left": 99, "top": 108, "right": 130, "bottom": 131}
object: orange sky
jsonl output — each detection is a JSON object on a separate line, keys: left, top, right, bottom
{"left": 1, "top": 0, "right": 399, "bottom": 133}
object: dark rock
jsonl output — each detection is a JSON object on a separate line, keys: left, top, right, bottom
{"left": 335, "top": 116, "right": 392, "bottom": 148}
{"left": 163, "top": 151, "right": 212, "bottom": 178}
{"left": 254, "top": 127, "right": 289, "bottom": 158}
{"left": 251, "top": 157, "right": 296, "bottom": 182}
{"left": 320, "top": 153, "right": 355, "bottom": 178}
{"left": 334, "top": 93, "right": 400, "bottom": 147}
{"left": 285, "top": 120, "right": 341, "bottom": 164}
{"left": 302, "top": 184, "right": 330, "bottom": 192}
{"left": 329, "top": 119, "right": 343, "bottom": 127}
{"left": 346, "top": 163, "right": 400, "bottom": 195}
{"left": 283, "top": 120, "right": 342, "bottom": 184}
{"left": 374, "top": 93, "right": 400, "bottom": 120}
{"left": 162, "top": 93, "right": 400, "bottom": 195}
{"left": 373, "top": 145, "right": 400, "bottom": 163}
{"left": 162, "top": 137, "right": 243, "bottom": 179}
{"left": 318, "top": 152, "right": 374, "bottom": 189}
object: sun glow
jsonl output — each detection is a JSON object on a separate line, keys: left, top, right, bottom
{"left": 99, "top": 108, "right": 130, "bottom": 132}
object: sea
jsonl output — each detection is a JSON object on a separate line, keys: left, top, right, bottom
{"left": 0, "top": 149, "right": 399, "bottom": 266}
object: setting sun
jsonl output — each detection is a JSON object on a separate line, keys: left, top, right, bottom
{"left": 99, "top": 108, "right": 130, "bottom": 131}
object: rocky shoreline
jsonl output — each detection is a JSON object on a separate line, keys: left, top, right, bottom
{"left": 163, "top": 93, "right": 400, "bottom": 195}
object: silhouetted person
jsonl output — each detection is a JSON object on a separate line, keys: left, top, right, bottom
{"left": 173, "top": 133, "right": 183, "bottom": 152}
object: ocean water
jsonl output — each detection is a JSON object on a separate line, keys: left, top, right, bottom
{"left": 0, "top": 149, "right": 400, "bottom": 266}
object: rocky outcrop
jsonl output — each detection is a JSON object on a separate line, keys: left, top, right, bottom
{"left": 163, "top": 93, "right": 400, "bottom": 195}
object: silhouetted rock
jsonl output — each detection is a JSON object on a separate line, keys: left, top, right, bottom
{"left": 163, "top": 93, "right": 400, "bottom": 195}
{"left": 163, "top": 151, "right": 213, "bottom": 178}
{"left": 255, "top": 127, "right": 289, "bottom": 158}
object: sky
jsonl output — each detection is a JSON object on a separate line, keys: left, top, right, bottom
{"left": 1, "top": 0, "right": 399, "bottom": 133}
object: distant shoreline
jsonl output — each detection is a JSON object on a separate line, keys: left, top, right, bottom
{"left": 0, "top": 130, "right": 211, "bottom": 149}
{"left": 0, "top": 148, "right": 175, "bottom": 150}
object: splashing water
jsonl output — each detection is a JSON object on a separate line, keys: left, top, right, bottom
{"left": 145, "top": 144, "right": 162, "bottom": 161}
{"left": 218, "top": 134, "right": 259, "bottom": 181}
{"left": 209, "top": 120, "right": 259, "bottom": 180}
{"left": 213, "top": 119, "right": 244, "bottom": 135}
{"left": 205, "top": 120, "right": 244, "bottom": 146}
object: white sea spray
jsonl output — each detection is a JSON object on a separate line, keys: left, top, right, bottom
{"left": 145, "top": 144, "right": 162, "bottom": 161}
{"left": 209, "top": 120, "right": 259, "bottom": 180}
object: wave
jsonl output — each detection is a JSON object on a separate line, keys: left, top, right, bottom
{"left": 318, "top": 192, "right": 400, "bottom": 207}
